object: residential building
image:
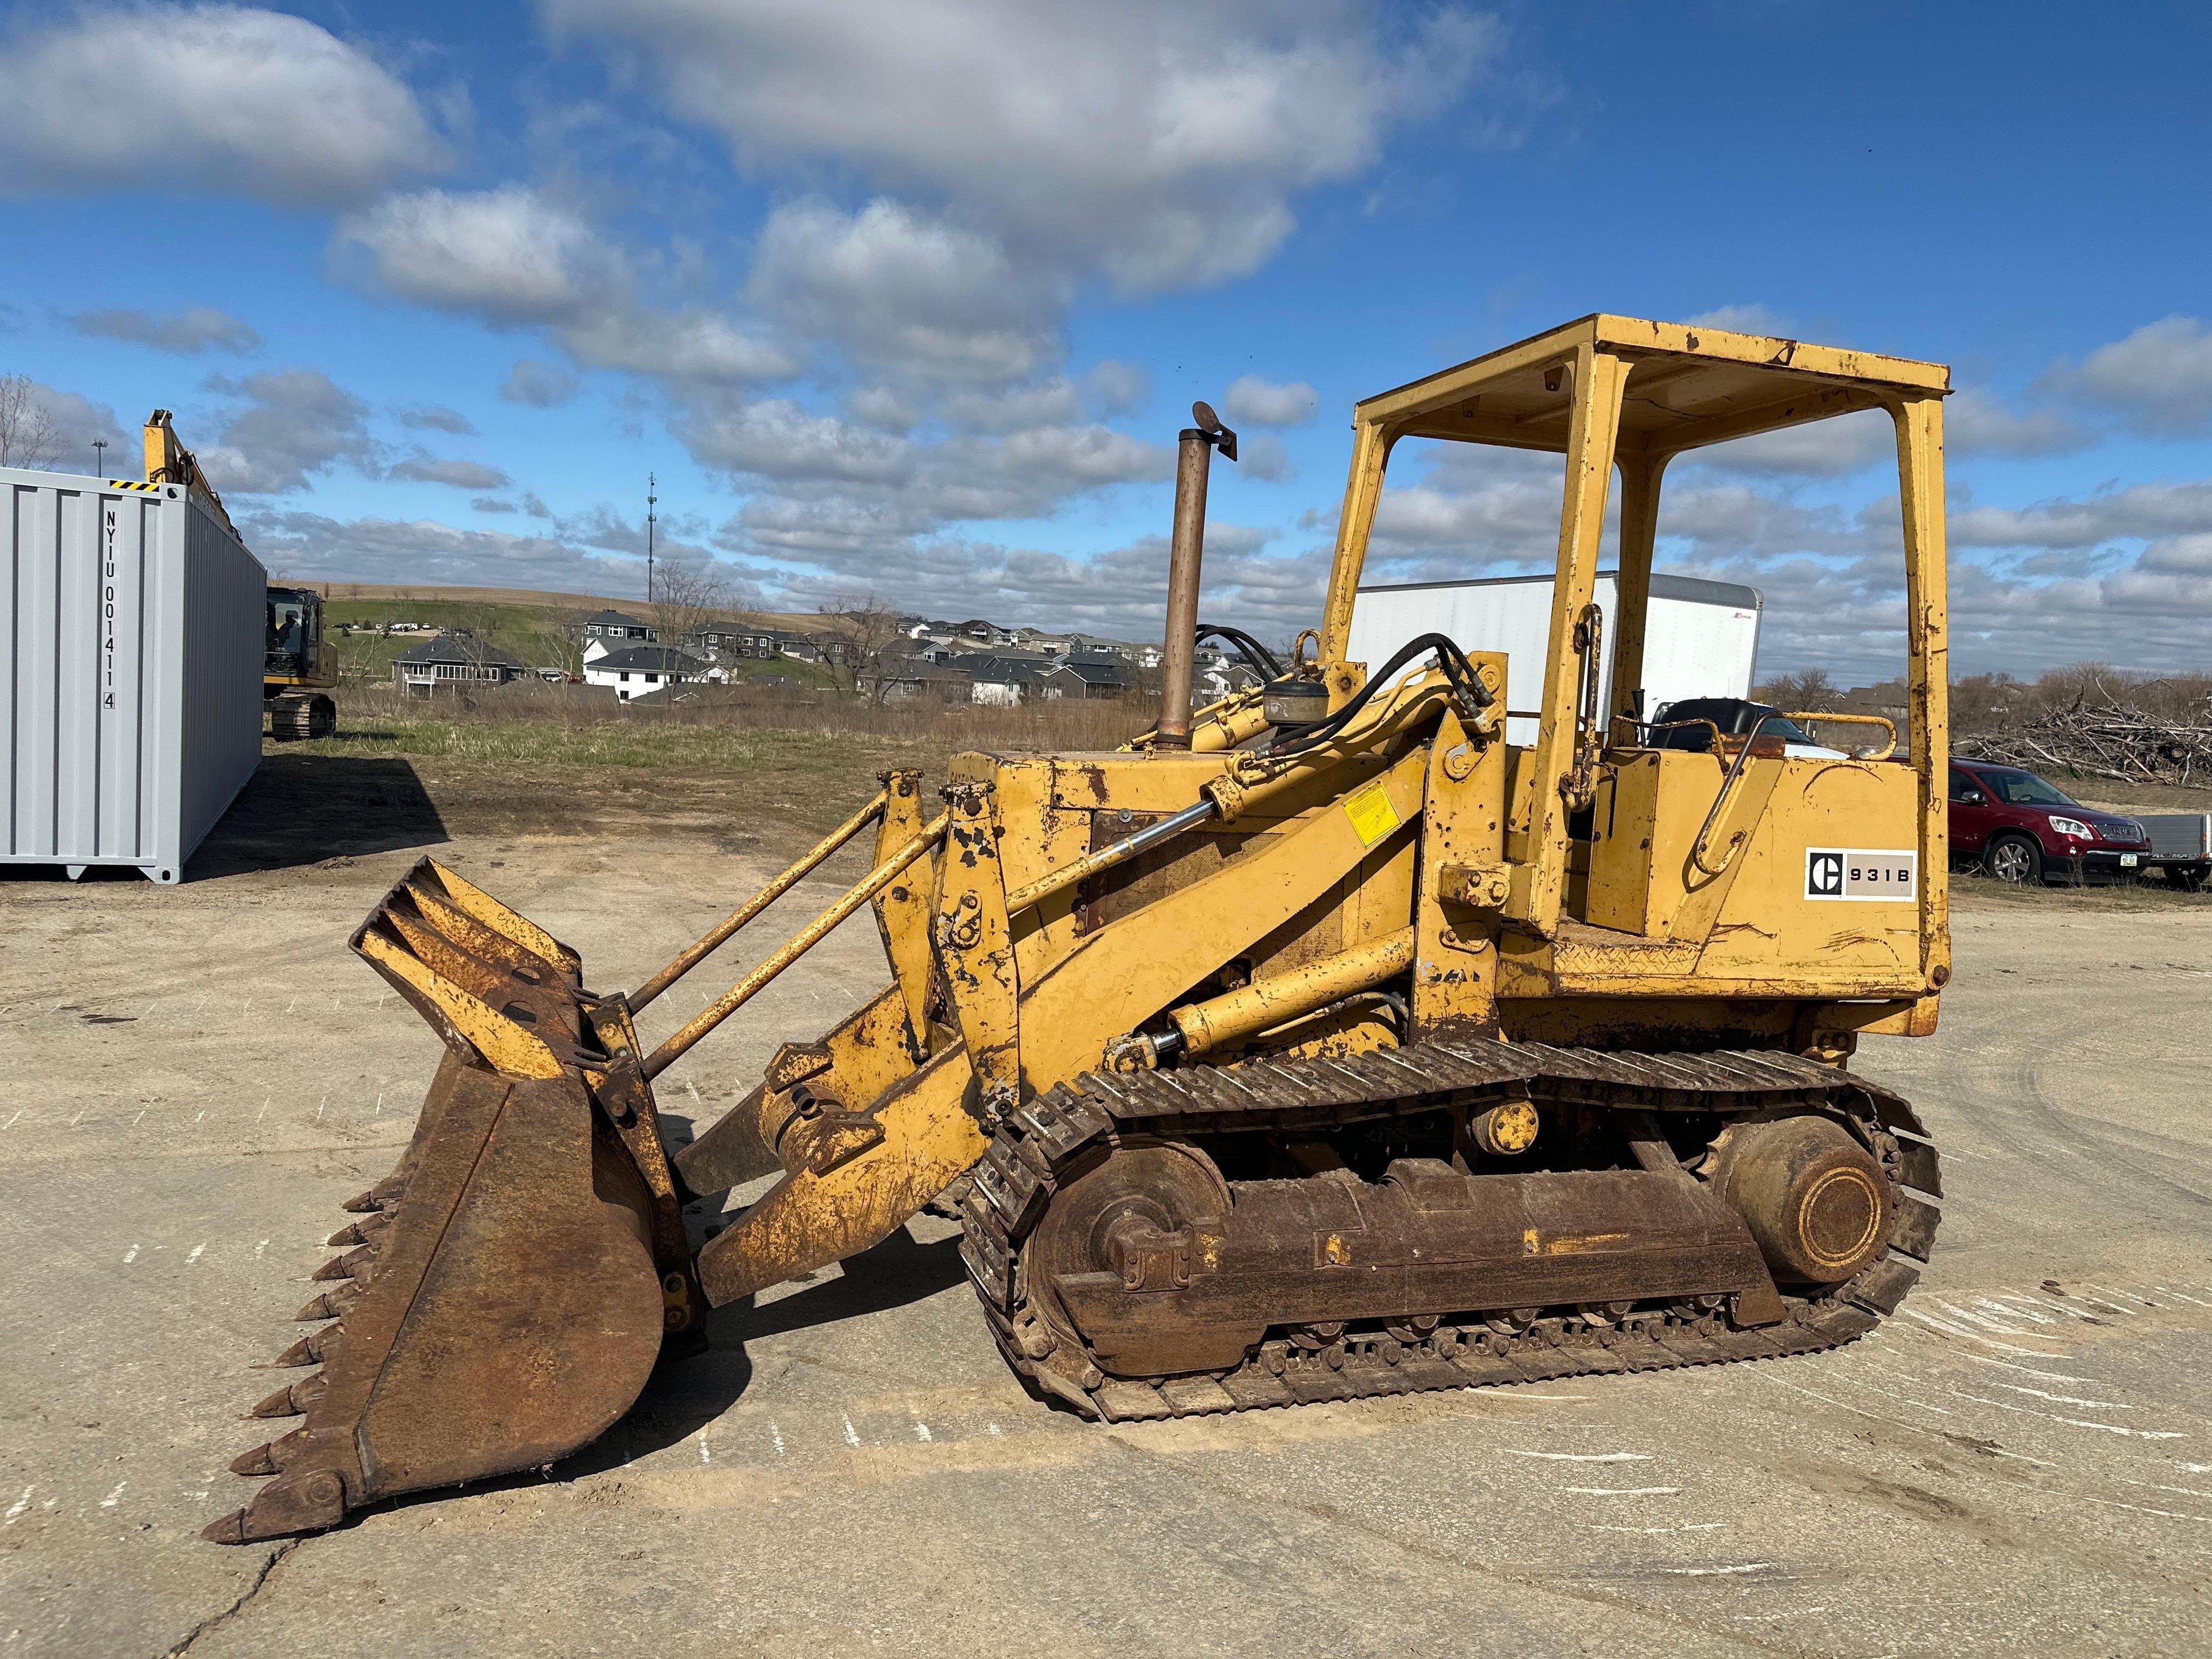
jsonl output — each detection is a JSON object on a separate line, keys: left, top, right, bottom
{"left": 391, "top": 637, "right": 527, "bottom": 694}
{"left": 688, "top": 624, "right": 779, "bottom": 660}
{"left": 874, "top": 660, "right": 979, "bottom": 702}
{"left": 1195, "top": 661, "right": 1264, "bottom": 700}
{"left": 1057, "top": 658, "right": 1133, "bottom": 698}
{"left": 570, "top": 609, "right": 657, "bottom": 646}
{"left": 582, "top": 645, "right": 720, "bottom": 702}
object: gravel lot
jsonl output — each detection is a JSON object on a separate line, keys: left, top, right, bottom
{"left": 2, "top": 762, "right": 2207, "bottom": 1658}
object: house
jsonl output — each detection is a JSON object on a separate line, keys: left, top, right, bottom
{"left": 570, "top": 608, "right": 657, "bottom": 646}
{"left": 688, "top": 624, "right": 779, "bottom": 660}
{"left": 874, "top": 660, "right": 979, "bottom": 702}
{"left": 391, "top": 637, "right": 527, "bottom": 693}
{"left": 582, "top": 645, "right": 719, "bottom": 702}
{"left": 1058, "top": 658, "right": 1133, "bottom": 698}
{"left": 963, "top": 657, "right": 1039, "bottom": 707}
{"left": 1195, "top": 661, "right": 1264, "bottom": 701}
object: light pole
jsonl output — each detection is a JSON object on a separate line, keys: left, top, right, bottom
{"left": 646, "top": 473, "right": 657, "bottom": 608}
{"left": 92, "top": 438, "right": 107, "bottom": 477}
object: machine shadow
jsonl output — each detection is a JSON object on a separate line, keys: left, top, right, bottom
{"left": 188, "top": 753, "right": 449, "bottom": 877}
{"left": 600, "top": 1226, "right": 970, "bottom": 1465}
{"left": 343, "top": 1219, "right": 969, "bottom": 1533}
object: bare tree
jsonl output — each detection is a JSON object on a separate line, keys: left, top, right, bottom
{"left": 824, "top": 594, "right": 914, "bottom": 704}
{"left": 1753, "top": 666, "right": 1836, "bottom": 709}
{"left": 0, "top": 374, "right": 63, "bottom": 469}
{"left": 651, "top": 560, "right": 732, "bottom": 685}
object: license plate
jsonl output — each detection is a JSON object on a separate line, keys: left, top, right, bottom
{"left": 2120, "top": 853, "right": 2139, "bottom": 868}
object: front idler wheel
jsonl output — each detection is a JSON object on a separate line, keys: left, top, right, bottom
{"left": 1715, "top": 1113, "right": 1892, "bottom": 1286}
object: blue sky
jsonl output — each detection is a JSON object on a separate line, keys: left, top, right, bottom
{"left": 3, "top": 2, "right": 2209, "bottom": 680}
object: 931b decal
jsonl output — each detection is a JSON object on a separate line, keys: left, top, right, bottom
{"left": 1805, "top": 848, "right": 1918, "bottom": 901}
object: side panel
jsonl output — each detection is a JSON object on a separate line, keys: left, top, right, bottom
{"left": 173, "top": 493, "right": 266, "bottom": 873}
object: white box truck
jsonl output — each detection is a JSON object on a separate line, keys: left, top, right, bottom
{"left": 1346, "top": 570, "right": 1763, "bottom": 747}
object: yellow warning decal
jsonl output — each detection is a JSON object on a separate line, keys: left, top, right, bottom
{"left": 1343, "top": 780, "right": 1402, "bottom": 846}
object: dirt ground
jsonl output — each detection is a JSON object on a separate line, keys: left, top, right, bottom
{"left": 2, "top": 753, "right": 2209, "bottom": 1658}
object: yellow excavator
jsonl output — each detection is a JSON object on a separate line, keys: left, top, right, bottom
{"left": 142, "top": 411, "right": 337, "bottom": 740}
{"left": 207, "top": 315, "right": 1950, "bottom": 1541}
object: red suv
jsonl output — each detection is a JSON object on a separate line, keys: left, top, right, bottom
{"left": 1949, "top": 760, "right": 2150, "bottom": 884}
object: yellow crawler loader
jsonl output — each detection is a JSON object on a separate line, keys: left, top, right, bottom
{"left": 141, "top": 410, "right": 338, "bottom": 738}
{"left": 208, "top": 315, "right": 1950, "bottom": 1541}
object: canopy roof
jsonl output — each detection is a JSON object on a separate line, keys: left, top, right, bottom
{"left": 1356, "top": 313, "right": 1949, "bottom": 460}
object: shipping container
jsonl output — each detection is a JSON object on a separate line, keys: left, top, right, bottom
{"left": 2, "top": 465, "right": 265, "bottom": 882}
{"left": 1346, "top": 570, "right": 1763, "bottom": 747}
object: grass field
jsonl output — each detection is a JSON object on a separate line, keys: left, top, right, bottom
{"left": 321, "top": 596, "right": 843, "bottom": 688}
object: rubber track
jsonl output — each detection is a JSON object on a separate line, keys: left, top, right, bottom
{"left": 959, "top": 1036, "right": 1941, "bottom": 1421}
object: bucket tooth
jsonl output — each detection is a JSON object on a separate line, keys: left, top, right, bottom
{"left": 201, "top": 1469, "right": 346, "bottom": 1543}
{"left": 256, "top": 1336, "right": 319, "bottom": 1370}
{"left": 294, "top": 1282, "right": 360, "bottom": 1321}
{"left": 202, "top": 1509, "right": 251, "bottom": 1544}
{"left": 343, "top": 1171, "right": 409, "bottom": 1213}
{"left": 326, "top": 1213, "right": 391, "bottom": 1248}
{"left": 229, "top": 1442, "right": 284, "bottom": 1476}
{"left": 247, "top": 1375, "right": 324, "bottom": 1419}
{"left": 259, "top": 1326, "right": 342, "bottom": 1369}
{"left": 310, "top": 1244, "right": 378, "bottom": 1283}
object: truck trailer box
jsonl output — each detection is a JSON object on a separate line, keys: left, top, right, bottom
{"left": 2137, "top": 812, "right": 2211, "bottom": 885}
{"left": 1346, "top": 570, "right": 1764, "bottom": 747}
{"left": 2, "top": 465, "right": 266, "bottom": 882}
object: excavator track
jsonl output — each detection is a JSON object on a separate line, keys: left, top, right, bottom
{"left": 960, "top": 1039, "right": 1940, "bottom": 1422}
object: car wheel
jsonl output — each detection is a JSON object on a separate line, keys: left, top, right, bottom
{"left": 1986, "top": 834, "right": 2043, "bottom": 885}
{"left": 2170, "top": 863, "right": 2207, "bottom": 893}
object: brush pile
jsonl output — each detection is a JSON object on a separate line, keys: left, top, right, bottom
{"left": 1956, "top": 691, "right": 2212, "bottom": 787}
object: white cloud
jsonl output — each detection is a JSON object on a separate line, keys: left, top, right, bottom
{"left": 0, "top": 5, "right": 444, "bottom": 206}
{"left": 696, "top": 395, "right": 1175, "bottom": 578}
{"left": 1222, "top": 374, "right": 1319, "bottom": 428}
{"left": 1944, "top": 387, "right": 2088, "bottom": 458}
{"left": 240, "top": 507, "right": 708, "bottom": 596}
{"left": 1237, "top": 433, "right": 1294, "bottom": 484}
{"left": 941, "top": 380, "right": 1083, "bottom": 435}
{"left": 501, "top": 359, "right": 579, "bottom": 408}
{"left": 391, "top": 454, "right": 511, "bottom": 490}
{"left": 336, "top": 187, "right": 613, "bottom": 323}
{"left": 684, "top": 399, "right": 915, "bottom": 487}
{"left": 2048, "top": 315, "right": 2212, "bottom": 435}
{"left": 398, "top": 404, "right": 475, "bottom": 435}
{"left": 1087, "top": 361, "right": 1151, "bottom": 418}
{"left": 1683, "top": 408, "right": 1896, "bottom": 479}
{"left": 750, "top": 198, "right": 1061, "bottom": 385}
{"left": 471, "top": 497, "right": 517, "bottom": 514}
{"left": 1950, "top": 481, "right": 2212, "bottom": 549}
{"left": 1, "top": 380, "right": 128, "bottom": 471}
{"left": 70, "top": 305, "right": 260, "bottom": 355}
{"left": 336, "top": 186, "right": 794, "bottom": 387}
{"left": 547, "top": 0, "right": 1497, "bottom": 294}
{"left": 727, "top": 520, "right": 1323, "bottom": 641}
{"left": 555, "top": 306, "right": 796, "bottom": 384}
{"left": 198, "top": 367, "right": 377, "bottom": 495}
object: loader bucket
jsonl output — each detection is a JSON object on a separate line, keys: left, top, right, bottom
{"left": 206, "top": 861, "right": 680, "bottom": 1541}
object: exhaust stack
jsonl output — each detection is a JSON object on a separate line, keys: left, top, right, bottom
{"left": 1156, "top": 401, "right": 1237, "bottom": 750}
